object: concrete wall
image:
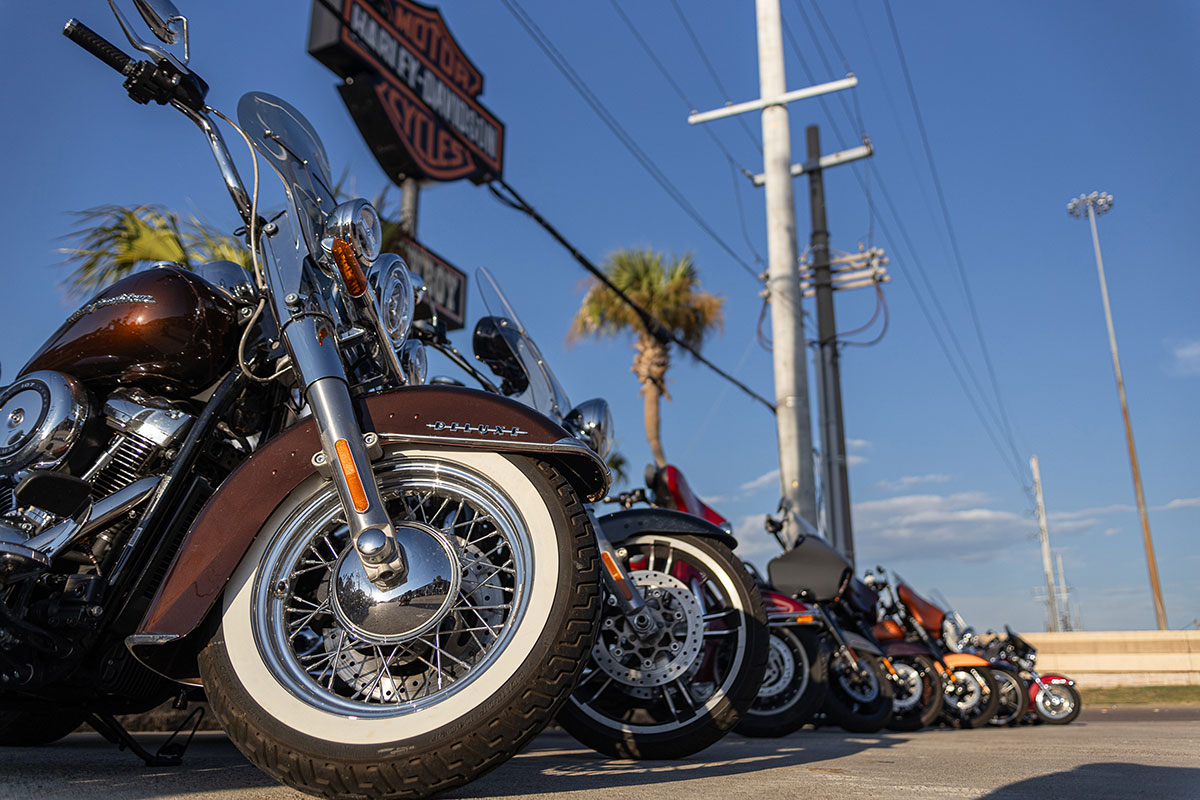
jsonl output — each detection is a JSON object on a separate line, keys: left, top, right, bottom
{"left": 1022, "top": 630, "right": 1200, "bottom": 688}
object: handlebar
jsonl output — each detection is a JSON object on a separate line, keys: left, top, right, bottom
{"left": 63, "top": 18, "right": 133, "bottom": 75}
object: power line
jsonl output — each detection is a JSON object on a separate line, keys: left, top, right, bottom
{"left": 882, "top": 0, "right": 1027, "bottom": 480}
{"left": 780, "top": 0, "right": 1032, "bottom": 498}
{"left": 487, "top": 176, "right": 777, "bottom": 414}
{"left": 669, "top": 0, "right": 762, "bottom": 155}
{"left": 607, "top": 0, "right": 766, "bottom": 268}
{"left": 501, "top": 0, "right": 762, "bottom": 281}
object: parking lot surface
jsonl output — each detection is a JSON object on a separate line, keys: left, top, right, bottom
{"left": 5, "top": 706, "right": 1198, "bottom": 799}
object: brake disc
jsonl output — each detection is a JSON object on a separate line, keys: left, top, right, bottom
{"left": 591, "top": 569, "right": 704, "bottom": 689}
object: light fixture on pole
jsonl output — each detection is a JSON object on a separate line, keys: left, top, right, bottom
{"left": 1066, "top": 191, "right": 1168, "bottom": 630}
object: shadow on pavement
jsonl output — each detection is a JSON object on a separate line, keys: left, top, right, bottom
{"left": 448, "top": 728, "right": 906, "bottom": 798}
{"left": 977, "top": 763, "right": 1200, "bottom": 800}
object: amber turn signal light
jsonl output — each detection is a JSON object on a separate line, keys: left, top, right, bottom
{"left": 331, "top": 238, "right": 368, "bottom": 298}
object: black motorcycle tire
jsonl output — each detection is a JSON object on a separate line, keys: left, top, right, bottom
{"left": 736, "top": 626, "right": 827, "bottom": 738}
{"left": 0, "top": 709, "right": 85, "bottom": 746}
{"left": 557, "top": 534, "right": 768, "bottom": 759}
{"left": 198, "top": 451, "right": 600, "bottom": 800}
{"left": 821, "top": 651, "right": 894, "bottom": 734}
{"left": 1032, "top": 683, "right": 1081, "bottom": 725}
{"left": 885, "top": 655, "right": 944, "bottom": 732}
{"left": 943, "top": 666, "right": 1001, "bottom": 729}
{"left": 988, "top": 669, "right": 1030, "bottom": 727}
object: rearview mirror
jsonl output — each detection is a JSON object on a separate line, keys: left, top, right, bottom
{"left": 133, "top": 0, "right": 183, "bottom": 43}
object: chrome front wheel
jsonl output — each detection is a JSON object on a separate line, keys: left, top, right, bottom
{"left": 199, "top": 448, "right": 599, "bottom": 799}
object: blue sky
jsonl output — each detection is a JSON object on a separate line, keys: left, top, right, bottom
{"left": 1, "top": 1, "right": 1196, "bottom": 633}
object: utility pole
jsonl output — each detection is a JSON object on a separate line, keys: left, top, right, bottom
{"left": 1067, "top": 191, "right": 1167, "bottom": 630}
{"left": 806, "top": 124, "right": 854, "bottom": 566}
{"left": 399, "top": 176, "right": 420, "bottom": 238}
{"left": 1056, "top": 552, "right": 1072, "bottom": 631}
{"left": 753, "top": 0, "right": 817, "bottom": 541}
{"left": 1030, "top": 455, "right": 1060, "bottom": 632}
{"left": 688, "top": 0, "right": 865, "bottom": 546}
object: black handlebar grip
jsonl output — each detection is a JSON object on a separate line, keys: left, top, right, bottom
{"left": 63, "top": 18, "right": 133, "bottom": 75}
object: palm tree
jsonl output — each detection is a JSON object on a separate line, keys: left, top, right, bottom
{"left": 59, "top": 204, "right": 250, "bottom": 296}
{"left": 570, "top": 248, "right": 724, "bottom": 468}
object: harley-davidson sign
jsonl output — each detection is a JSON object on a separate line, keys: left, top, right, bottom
{"left": 309, "top": 0, "right": 505, "bottom": 183}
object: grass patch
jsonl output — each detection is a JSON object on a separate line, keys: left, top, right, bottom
{"left": 1081, "top": 685, "right": 1200, "bottom": 705}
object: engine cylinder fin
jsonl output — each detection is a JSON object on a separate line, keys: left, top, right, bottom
{"left": 90, "top": 433, "right": 159, "bottom": 498}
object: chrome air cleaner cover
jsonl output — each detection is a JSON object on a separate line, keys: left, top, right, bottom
{"left": 0, "top": 371, "right": 91, "bottom": 475}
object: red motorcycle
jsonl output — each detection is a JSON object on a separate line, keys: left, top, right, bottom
{"left": 977, "top": 626, "right": 1081, "bottom": 725}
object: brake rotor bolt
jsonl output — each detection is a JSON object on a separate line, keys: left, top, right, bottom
{"left": 642, "top": 659, "right": 654, "bottom": 669}
{"left": 674, "top": 612, "right": 684, "bottom": 620}
{"left": 612, "top": 647, "right": 623, "bottom": 656}
{"left": 670, "top": 642, "right": 680, "bottom": 652}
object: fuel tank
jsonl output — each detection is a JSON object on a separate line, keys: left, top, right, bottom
{"left": 22, "top": 265, "right": 240, "bottom": 396}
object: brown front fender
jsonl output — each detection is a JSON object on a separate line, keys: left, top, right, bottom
{"left": 131, "top": 386, "right": 606, "bottom": 653}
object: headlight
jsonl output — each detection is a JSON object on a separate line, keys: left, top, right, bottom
{"left": 400, "top": 340, "right": 427, "bottom": 385}
{"left": 370, "top": 254, "right": 414, "bottom": 348}
{"left": 564, "top": 398, "right": 613, "bottom": 460}
{"left": 322, "top": 199, "right": 382, "bottom": 265}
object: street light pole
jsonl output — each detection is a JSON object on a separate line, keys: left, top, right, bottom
{"left": 1066, "top": 191, "right": 1168, "bottom": 630}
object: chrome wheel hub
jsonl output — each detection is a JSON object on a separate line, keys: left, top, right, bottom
{"left": 759, "top": 633, "right": 797, "bottom": 699}
{"left": 329, "top": 523, "right": 461, "bottom": 643}
{"left": 891, "top": 661, "right": 923, "bottom": 712}
{"left": 592, "top": 570, "right": 703, "bottom": 688}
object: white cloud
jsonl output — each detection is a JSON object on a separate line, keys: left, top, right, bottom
{"left": 875, "top": 474, "right": 951, "bottom": 491}
{"left": 852, "top": 491, "right": 1032, "bottom": 564}
{"left": 1103, "top": 527, "right": 1121, "bottom": 536}
{"left": 846, "top": 438, "right": 871, "bottom": 450}
{"left": 847, "top": 454, "right": 868, "bottom": 468}
{"left": 1160, "top": 496, "right": 1200, "bottom": 510}
{"left": 738, "top": 469, "right": 779, "bottom": 493}
{"left": 1166, "top": 338, "right": 1200, "bottom": 376}
{"left": 1048, "top": 503, "right": 1134, "bottom": 521}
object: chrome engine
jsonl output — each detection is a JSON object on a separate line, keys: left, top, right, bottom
{"left": 0, "top": 373, "right": 193, "bottom": 565}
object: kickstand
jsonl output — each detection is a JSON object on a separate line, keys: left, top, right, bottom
{"left": 86, "top": 706, "right": 205, "bottom": 767}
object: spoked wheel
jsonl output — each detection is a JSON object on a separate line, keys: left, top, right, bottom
{"left": 942, "top": 666, "right": 1001, "bottom": 729}
{"left": 988, "top": 669, "right": 1030, "bottom": 727}
{"left": 0, "top": 709, "right": 85, "bottom": 746}
{"left": 886, "top": 655, "right": 944, "bottom": 732}
{"left": 198, "top": 449, "right": 599, "bottom": 800}
{"left": 557, "top": 534, "right": 767, "bottom": 759}
{"left": 737, "top": 626, "right": 827, "bottom": 738}
{"left": 1033, "top": 683, "right": 1081, "bottom": 725}
{"left": 821, "top": 651, "right": 894, "bottom": 733}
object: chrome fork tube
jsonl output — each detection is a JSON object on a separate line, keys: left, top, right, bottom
{"left": 284, "top": 314, "right": 406, "bottom": 587}
{"left": 588, "top": 507, "right": 661, "bottom": 636}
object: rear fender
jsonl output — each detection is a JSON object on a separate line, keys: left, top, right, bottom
{"left": 128, "top": 386, "right": 607, "bottom": 666}
{"left": 596, "top": 507, "right": 738, "bottom": 551}
{"left": 761, "top": 589, "right": 819, "bottom": 626}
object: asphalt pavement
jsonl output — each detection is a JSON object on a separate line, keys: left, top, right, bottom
{"left": 4, "top": 706, "right": 1198, "bottom": 800}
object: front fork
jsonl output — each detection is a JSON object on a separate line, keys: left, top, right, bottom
{"left": 587, "top": 507, "right": 662, "bottom": 637}
{"left": 284, "top": 314, "right": 407, "bottom": 588}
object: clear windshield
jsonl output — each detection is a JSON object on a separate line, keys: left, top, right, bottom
{"left": 476, "top": 267, "right": 572, "bottom": 422}
{"left": 237, "top": 92, "right": 337, "bottom": 258}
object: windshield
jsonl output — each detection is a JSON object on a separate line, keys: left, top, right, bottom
{"left": 237, "top": 92, "right": 336, "bottom": 259}
{"left": 475, "top": 267, "right": 572, "bottom": 422}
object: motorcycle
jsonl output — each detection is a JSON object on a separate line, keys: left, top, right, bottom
{"left": 931, "top": 603, "right": 1027, "bottom": 727}
{"left": 441, "top": 273, "right": 768, "bottom": 759}
{"left": 0, "top": 4, "right": 611, "bottom": 798}
{"left": 874, "top": 572, "right": 1000, "bottom": 729}
{"left": 978, "top": 626, "right": 1081, "bottom": 725}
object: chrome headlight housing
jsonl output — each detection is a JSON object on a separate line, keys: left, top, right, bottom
{"left": 321, "top": 199, "right": 382, "bottom": 266}
{"left": 564, "top": 398, "right": 613, "bottom": 460}
{"left": 400, "top": 340, "right": 428, "bottom": 386}
{"left": 370, "top": 254, "right": 415, "bottom": 349}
